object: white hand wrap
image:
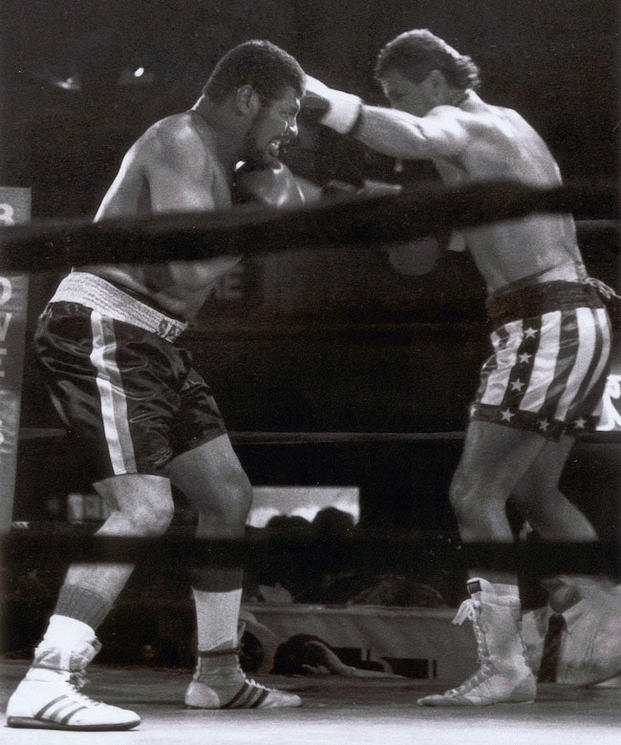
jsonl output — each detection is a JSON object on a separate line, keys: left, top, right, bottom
{"left": 305, "top": 74, "right": 363, "bottom": 134}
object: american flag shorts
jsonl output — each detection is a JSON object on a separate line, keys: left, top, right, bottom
{"left": 471, "top": 281, "right": 612, "bottom": 439}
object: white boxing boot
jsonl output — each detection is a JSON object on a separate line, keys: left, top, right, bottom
{"left": 6, "top": 636, "right": 141, "bottom": 730}
{"left": 185, "top": 644, "right": 302, "bottom": 709}
{"left": 418, "top": 578, "right": 536, "bottom": 706}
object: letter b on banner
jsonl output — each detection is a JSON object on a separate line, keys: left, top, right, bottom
{"left": 0, "top": 187, "right": 31, "bottom": 534}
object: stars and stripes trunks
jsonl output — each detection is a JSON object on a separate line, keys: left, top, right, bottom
{"left": 470, "top": 281, "right": 612, "bottom": 440}
{"left": 34, "top": 272, "right": 227, "bottom": 482}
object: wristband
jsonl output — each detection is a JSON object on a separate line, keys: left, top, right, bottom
{"left": 320, "top": 91, "right": 363, "bottom": 134}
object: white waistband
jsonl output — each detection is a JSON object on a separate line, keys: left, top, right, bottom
{"left": 49, "top": 272, "right": 188, "bottom": 342}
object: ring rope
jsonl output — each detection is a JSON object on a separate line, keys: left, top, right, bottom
{"left": 18, "top": 427, "right": 621, "bottom": 444}
{"left": 0, "top": 180, "right": 617, "bottom": 272}
{"left": 2, "top": 180, "right": 619, "bottom": 575}
{"left": 4, "top": 530, "right": 619, "bottom": 577}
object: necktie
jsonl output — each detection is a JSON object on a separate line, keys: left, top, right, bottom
{"left": 537, "top": 613, "right": 565, "bottom": 683}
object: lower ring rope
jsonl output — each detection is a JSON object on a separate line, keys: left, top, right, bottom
{"left": 4, "top": 530, "right": 619, "bottom": 577}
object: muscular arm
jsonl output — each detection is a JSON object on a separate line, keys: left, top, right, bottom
{"left": 354, "top": 105, "right": 470, "bottom": 161}
{"left": 90, "top": 116, "right": 239, "bottom": 304}
{"left": 141, "top": 123, "right": 220, "bottom": 213}
{"left": 94, "top": 117, "right": 222, "bottom": 221}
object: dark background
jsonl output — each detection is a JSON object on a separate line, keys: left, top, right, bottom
{"left": 1, "top": 2, "right": 619, "bottom": 632}
{"left": 4, "top": 0, "right": 619, "bottom": 518}
{"left": 1, "top": 0, "right": 618, "bottom": 214}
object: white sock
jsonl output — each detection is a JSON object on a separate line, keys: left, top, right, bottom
{"left": 192, "top": 588, "right": 242, "bottom": 651}
{"left": 41, "top": 614, "right": 96, "bottom": 648}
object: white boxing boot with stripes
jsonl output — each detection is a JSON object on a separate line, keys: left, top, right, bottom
{"left": 185, "top": 646, "right": 302, "bottom": 709}
{"left": 6, "top": 622, "right": 140, "bottom": 730}
{"left": 418, "top": 578, "right": 536, "bottom": 706}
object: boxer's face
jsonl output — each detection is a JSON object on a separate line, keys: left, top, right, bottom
{"left": 380, "top": 68, "right": 438, "bottom": 117}
{"left": 243, "top": 85, "right": 301, "bottom": 166}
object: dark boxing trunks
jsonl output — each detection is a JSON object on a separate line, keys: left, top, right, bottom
{"left": 471, "top": 281, "right": 612, "bottom": 439}
{"left": 35, "top": 272, "right": 227, "bottom": 481}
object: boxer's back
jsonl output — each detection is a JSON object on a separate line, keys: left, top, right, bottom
{"left": 435, "top": 96, "right": 585, "bottom": 292}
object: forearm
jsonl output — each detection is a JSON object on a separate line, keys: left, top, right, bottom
{"left": 304, "top": 74, "right": 463, "bottom": 161}
{"left": 353, "top": 106, "right": 434, "bottom": 160}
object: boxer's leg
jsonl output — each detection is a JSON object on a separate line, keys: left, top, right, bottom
{"left": 170, "top": 435, "right": 301, "bottom": 708}
{"left": 418, "top": 421, "right": 544, "bottom": 706}
{"left": 511, "top": 435, "right": 597, "bottom": 541}
{"left": 6, "top": 473, "right": 173, "bottom": 730}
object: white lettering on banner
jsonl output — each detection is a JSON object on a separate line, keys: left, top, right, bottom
{"left": 0, "top": 203, "right": 15, "bottom": 225}
{"left": 0, "top": 186, "right": 31, "bottom": 535}
{"left": 596, "top": 374, "right": 621, "bottom": 431}
{"left": 0, "top": 312, "right": 12, "bottom": 341}
{"left": 0, "top": 276, "right": 12, "bottom": 305}
{"left": 0, "top": 277, "right": 14, "bottom": 382}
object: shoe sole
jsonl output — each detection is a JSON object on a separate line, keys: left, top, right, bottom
{"left": 7, "top": 715, "right": 141, "bottom": 731}
{"left": 418, "top": 698, "right": 535, "bottom": 707}
{"left": 185, "top": 700, "right": 302, "bottom": 710}
{"left": 185, "top": 681, "right": 302, "bottom": 709}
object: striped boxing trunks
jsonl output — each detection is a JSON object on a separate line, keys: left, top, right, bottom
{"left": 470, "top": 281, "right": 612, "bottom": 440}
{"left": 34, "top": 271, "right": 227, "bottom": 481}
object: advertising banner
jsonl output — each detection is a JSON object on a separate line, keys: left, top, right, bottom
{"left": 0, "top": 187, "right": 31, "bottom": 533}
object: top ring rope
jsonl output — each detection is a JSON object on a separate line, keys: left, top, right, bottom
{"left": 0, "top": 180, "right": 617, "bottom": 272}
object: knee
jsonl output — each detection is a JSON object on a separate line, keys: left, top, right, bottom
{"left": 126, "top": 497, "right": 174, "bottom": 536}
{"left": 448, "top": 472, "right": 476, "bottom": 519}
{"left": 227, "top": 472, "right": 253, "bottom": 525}
{"left": 449, "top": 472, "right": 501, "bottom": 524}
{"left": 201, "top": 472, "right": 253, "bottom": 529}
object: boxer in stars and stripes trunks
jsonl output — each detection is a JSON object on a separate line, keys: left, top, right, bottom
{"left": 472, "top": 279, "right": 611, "bottom": 441}
{"left": 302, "top": 28, "right": 616, "bottom": 706}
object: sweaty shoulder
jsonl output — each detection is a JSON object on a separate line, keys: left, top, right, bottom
{"left": 414, "top": 99, "right": 492, "bottom": 159}
{"left": 427, "top": 97, "right": 508, "bottom": 141}
{"left": 434, "top": 96, "right": 561, "bottom": 184}
{"left": 133, "top": 113, "right": 218, "bottom": 179}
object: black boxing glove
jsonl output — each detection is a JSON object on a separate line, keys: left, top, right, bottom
{"left": 233, "top": 160, "right": 305, "bottom": 208}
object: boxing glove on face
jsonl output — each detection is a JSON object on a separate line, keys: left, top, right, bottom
{"left": 233, "top": 160, "right": 305, "bottom": 208}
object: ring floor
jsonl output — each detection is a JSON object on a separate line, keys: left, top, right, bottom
{"left": 1, "top": 659, "right": 620, "bottom": 745}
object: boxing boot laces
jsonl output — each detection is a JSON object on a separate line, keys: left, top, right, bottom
{"left": 417, "top": 578, "right": 536, "bottom": 706}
